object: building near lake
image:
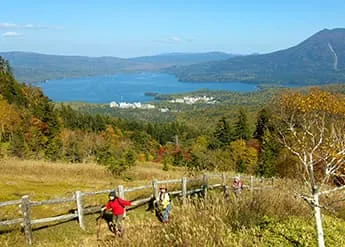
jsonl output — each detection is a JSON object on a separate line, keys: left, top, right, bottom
{"left": 109, "top": 101, "right": 156, "bottom": 109}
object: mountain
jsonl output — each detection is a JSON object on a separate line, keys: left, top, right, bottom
{"left": 0, "top": 51, "right": 234, "bottom": 83}
{"left": 167, "top": 28, "right": 345, "bottom": 85}
{"left": 131, "top": 52, "right": 234, "bottom": 64}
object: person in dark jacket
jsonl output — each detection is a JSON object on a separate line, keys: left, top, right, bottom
{"left": 101, "top": 191, "right": 134, "bottom": 236}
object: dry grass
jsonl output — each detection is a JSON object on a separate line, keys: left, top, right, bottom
{"left": 0, "top": 158, "right": 188, "bottom": 223}
{"left": 0, "top": 158, "right": 186, "bottom": 201}
{"left": 1, "top": 169, "right": 345, "bottom": 246}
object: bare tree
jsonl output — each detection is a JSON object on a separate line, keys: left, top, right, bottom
{"left": 274, "top": 89, "right": 345, "bottom": 247}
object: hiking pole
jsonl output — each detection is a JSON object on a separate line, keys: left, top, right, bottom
{"left": 97, "top": 210, "right": 104, "bottom": 240}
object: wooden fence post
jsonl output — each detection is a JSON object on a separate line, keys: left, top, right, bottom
{"left": 202, "top": 174, "right": 208, "bottom": 198}
{"left": 117, "top": 185, "right": 124, "bottom": 199}
{"left": 75, "top": 191, "right": 85, "bottom": 230}
{"left": 250, "top": 176, "right": 254, "bottom": 194}
{"left": 221, "top": 173, "right": 227, "bottom": 195}
{"left": 182, "top": 177, "right": 187, "bottom": 204}
{"left": 152, "top": 179, "right": 158, "bottom": 201}
{"left": 21, "top": 195, "right": 33, "bottom": 245}
{"left": 221, "top": 173, "right": 226, "bottom": 187}
{"left": 117, "top": 185, "right": 126, "bottom": 217}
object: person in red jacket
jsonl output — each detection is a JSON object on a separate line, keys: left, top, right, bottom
{"left": 101, "top": 190, "right": 133, "bottom": 236}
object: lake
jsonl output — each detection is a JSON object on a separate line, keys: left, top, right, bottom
{"left": 38, "top": 72, "right": 259, "bottom": 103}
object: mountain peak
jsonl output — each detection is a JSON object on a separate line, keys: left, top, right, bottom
{"left": 168, "top": 28, "right": 345, "bottom": 85}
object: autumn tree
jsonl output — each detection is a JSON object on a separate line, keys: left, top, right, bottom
{"left": 273, "top": 89, "right": 345, "bottom": 247}
{"left": 229, "top": 139, "right": 258, "bottom": 174}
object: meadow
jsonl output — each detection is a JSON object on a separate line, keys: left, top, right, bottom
{"left": 1, "top": 159, "right": 345, "bottom": 246}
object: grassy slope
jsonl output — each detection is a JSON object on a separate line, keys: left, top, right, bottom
{"left": 1, "top": 160, "right": 345, "bottom": 246}
{"left": 0, "top": 159, "right": 186, "bottom": 245}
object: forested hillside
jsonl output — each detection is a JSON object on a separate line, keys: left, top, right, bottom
{"left": 2, "top": 56, "right": 345, "bottom": 182}
{"left": 167, "top": 28, "right": 345, "bottom": 84}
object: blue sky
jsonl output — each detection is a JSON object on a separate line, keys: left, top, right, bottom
{"left": 1, "top": 0, "right": 344, "bottom": 57}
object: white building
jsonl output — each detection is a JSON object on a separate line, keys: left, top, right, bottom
{"left": 110, "top": 101, "right": 118, "bottom": 108}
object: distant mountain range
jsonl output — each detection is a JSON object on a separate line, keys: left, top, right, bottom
{"left": 167, "top": 28, "right": 345, "bottom": 85}
{"left": 0, "top": 51, "right": 234, "bottom": 83}
{"left": 2, "top": 28, "right": 345, "bottom": 85}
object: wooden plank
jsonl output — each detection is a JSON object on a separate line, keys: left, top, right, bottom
{"left": 0, "top": 199, "right": 21, "bottom": 207}
{"left": 208, "top": 184, "right": 222, "bottom": 189}
{"left": 82, "top": 189, "right": 113, "bottom": 196}
{"left": 124, "top": 185, "right": 152, "bottom": 192}
{"left": 31, "top": 214, "right": 77, "bottom": 225}
{"left": 152, "top": 179, "right": 158, "bottom": 201}
{"left": 182, "top": 177, "right": 187, "bottom": 204}
{"left": 132, "top": 197, "right": 152, "bottom": 205}
{"left": 75, "top": 191, "right": 85, "bottom": 230}
{"left": 169, "top": 190, "right": 182, "bottom": 196}
{"left": 186, "top": 188, "right": 203, "bottom": 195}
{"left": 21, "top": 195, "right": 32, "bottom": 245}
{"left": 30, "top": 197, "right": 75, "bottom": 206}
{"left": 0, "top": 218, "right": 23, "bottom": 226}
{"left": 117, "top": 185, "right": 125, "bottom": 198}
{"left": 221, "top": 173, "right": 226, "bottom": 187}
{"left": 83, "top": 206, "right": 100, "bottom": 215}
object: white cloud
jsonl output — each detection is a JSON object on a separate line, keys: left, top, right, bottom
{"left": 0, "top": 22, "right": 63, "bottom": 30}
{"left": 0, "top": 22, "right": 18, "bottom": 28}
{"left": 156, "top": 36, "right": 194, "bottom": 44}
{"left": 2, "top": 31, "right": 21, "bottom": 37}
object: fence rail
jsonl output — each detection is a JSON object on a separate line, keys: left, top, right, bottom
{"left": 0, "top": 174, "right": 273, "bottom": 245}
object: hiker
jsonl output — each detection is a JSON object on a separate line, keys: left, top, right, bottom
{"left": 158, "top": 186, "right": 171, "bottom": 223}
{"left": 232, "top": 176, "right": 243, "bottom": 194}
{"left": 101, "top": 190, "right": 134, "bottom": 236}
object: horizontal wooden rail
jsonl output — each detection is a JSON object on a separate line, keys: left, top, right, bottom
{"left": 82, "top": 189, "right": 113, "bottom": 196}
{"left": 30, "top": 197, "right": 75, "bottom": 207}
{"left": 0, "top": 199, "right": 21, "bottom": 207}
{"left": 31, "top": 214, "right": 77, "bottom": 225}
{"left": 186, "top": 188, "right": 203, "bottom": 195}
{"left": 169, "top": 190, "right": 182, "bottom": 196}
{"left": 0, "top": 218, "right": 23, "bottom": 226}
{"left": 132, "top": 197, "right": 152, "bottom": 205}
{"left": 208, "top": 183, "right": 222, "bottom": 189}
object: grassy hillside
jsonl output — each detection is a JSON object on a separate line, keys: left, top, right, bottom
{"left": 167, "top": 28, "right": 345, "bottom": 84}
{"left": 1, "top": 160, "right": 345, "bottom": 246}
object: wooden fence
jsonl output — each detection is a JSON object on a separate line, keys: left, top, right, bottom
{"left": 0, "top": 174, "right": 274, "bottom": 245}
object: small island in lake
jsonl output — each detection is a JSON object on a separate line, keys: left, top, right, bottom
{"left": 144, "top": 92, "right": 159, "bottom": 97}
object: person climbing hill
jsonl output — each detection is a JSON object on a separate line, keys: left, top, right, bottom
{"left": 158, "top": 186, "right": 171, "bottom": 223}
{"left": 101, "top": 190, "right": 135, "bottom": 236}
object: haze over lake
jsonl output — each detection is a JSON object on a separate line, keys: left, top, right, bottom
{"left": 38, "top": 72, "right": 258, "bottom": 103}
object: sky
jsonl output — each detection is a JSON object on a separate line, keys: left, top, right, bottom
{"left": 1, "top": 0, "right": 345, "bottom": 58}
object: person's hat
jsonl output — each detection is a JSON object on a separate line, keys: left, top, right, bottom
{"left": 109, "top": 190, "right": 116, "bottom": 197}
